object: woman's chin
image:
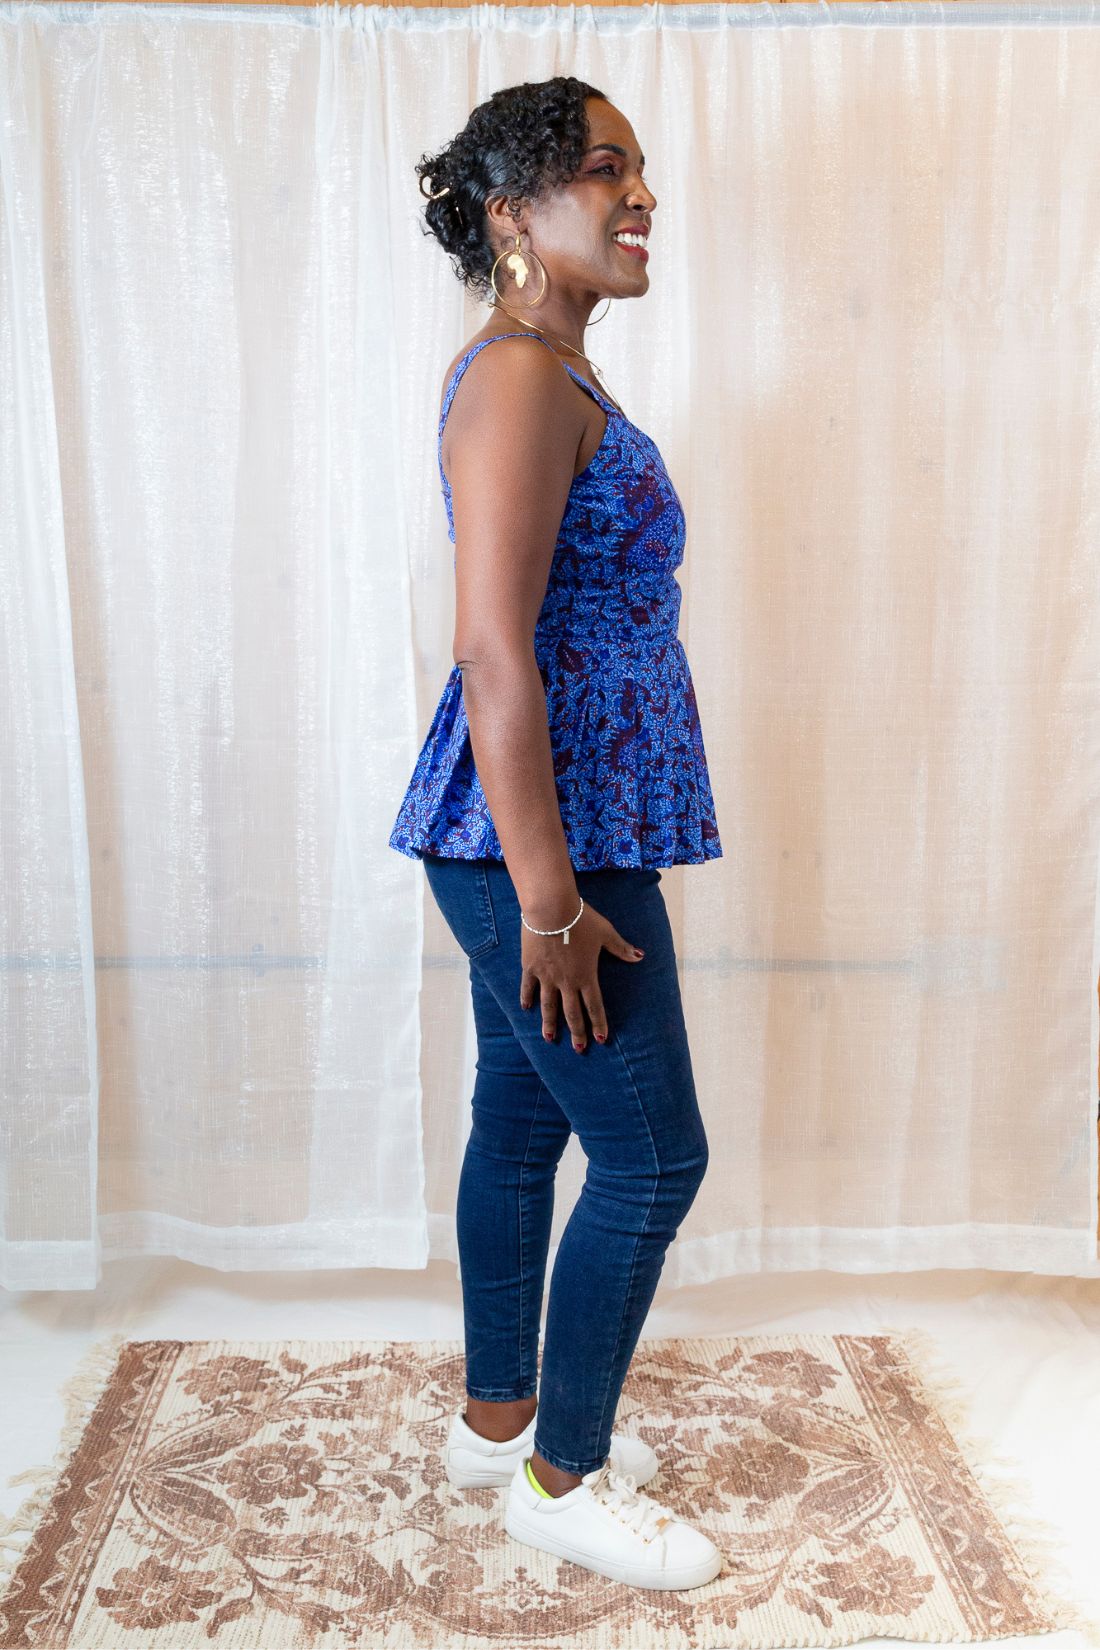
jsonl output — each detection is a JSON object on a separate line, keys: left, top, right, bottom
{"left": 610, "top": 269, "right": 650, "bottom": 296}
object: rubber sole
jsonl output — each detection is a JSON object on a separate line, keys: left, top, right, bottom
{"left": 503, "top": 1504, "right": 724, "bottom": 1591}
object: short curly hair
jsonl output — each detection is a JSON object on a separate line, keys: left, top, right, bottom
{"left": 415, "top": 75, "right": 609, "bottom": 301}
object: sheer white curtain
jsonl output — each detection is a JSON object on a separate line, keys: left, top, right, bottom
{"left": 2, "top": 0, "right": 1098, "bottom": 1293}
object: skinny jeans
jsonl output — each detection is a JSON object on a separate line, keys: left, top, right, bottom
{"left": 422, "top": 852, "right": 710, "bottom": 1478}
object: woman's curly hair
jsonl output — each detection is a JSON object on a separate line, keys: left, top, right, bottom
{"left": 415, "top": 76, "right": 609, "bottom": 301}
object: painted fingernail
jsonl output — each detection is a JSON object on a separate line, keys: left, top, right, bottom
{"left": 595, "top": 1033, "right": 607, "bottom": 1043}
{"left": 573, "top": 1041, "right": 585, "bottom": 1053}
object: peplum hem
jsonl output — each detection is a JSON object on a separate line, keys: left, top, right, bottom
{"left": 388, "top": 651, "right": 723, "bottom": 871}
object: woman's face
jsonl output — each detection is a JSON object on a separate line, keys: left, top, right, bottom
{"left": 499, "top": 98, "right": 657, "bottom": 302}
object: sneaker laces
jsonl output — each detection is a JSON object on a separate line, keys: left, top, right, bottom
{"left": 586, "top": 1462, "right": 673, "bottom": 1541}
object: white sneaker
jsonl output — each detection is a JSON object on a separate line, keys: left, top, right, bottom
{"left": 504, "top": 1456, "right": 724, "bottom": 1591}
{"left": 444, "top": 1409, "right": 659, "bottom": 1490}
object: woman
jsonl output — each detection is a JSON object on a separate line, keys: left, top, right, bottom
{"left": 388, "top": 76, "right": 724, "bottom": 1592}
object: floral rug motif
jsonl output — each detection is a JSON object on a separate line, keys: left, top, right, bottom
{"left": 0, "top": 1329, "right": 1096, "bottom": 1649}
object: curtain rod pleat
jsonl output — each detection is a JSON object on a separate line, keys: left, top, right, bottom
{"left": 8, "top": 0, "right": 1100, "bottom": 13}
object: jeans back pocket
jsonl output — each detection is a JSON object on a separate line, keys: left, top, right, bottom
{"left": 422, "top": 855, "right": 500, "bottom": 960}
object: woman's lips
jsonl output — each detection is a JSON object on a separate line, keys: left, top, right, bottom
{"left": 613, "top": 238, "right": 649, "bottom": 262}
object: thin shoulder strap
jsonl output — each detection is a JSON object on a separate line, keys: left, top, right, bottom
{"left": 438, "top": 331, "right": 557, "bottom": 433}
{"left": 438, "top": 330, "right": 619, "bottom": 437}
{"left": 556, "top": 357, "right": 619, "bottom": 417}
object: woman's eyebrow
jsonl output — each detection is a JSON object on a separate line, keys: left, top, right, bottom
{"left": 584, "top": 143, "right": 646, "bottom": 169}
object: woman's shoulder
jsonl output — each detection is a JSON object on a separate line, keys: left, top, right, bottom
{"left": 437, "top": 324, "right": 561, "bottom": 423}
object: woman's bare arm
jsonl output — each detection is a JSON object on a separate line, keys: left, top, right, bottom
{"left": 447, "top": 337, "right": 588, "bottom": 929}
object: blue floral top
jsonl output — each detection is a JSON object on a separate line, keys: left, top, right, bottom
{"left": 387, "top": 331, "right": 722, "bottom": 869}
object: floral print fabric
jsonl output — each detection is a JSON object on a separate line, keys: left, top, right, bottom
{"left": 387, "top": 331, "right": 723, "bottom": 869}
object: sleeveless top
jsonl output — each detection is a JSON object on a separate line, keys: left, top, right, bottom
{"left": 387, "top": 330, "right": 723, "bottom": 869}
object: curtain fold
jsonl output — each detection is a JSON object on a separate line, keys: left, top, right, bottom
{"left": 0, "top": 27, "right": 100, "bottom": 1289}
{"left": 1, "top": 0, "right": 1097, "bottom": 1291}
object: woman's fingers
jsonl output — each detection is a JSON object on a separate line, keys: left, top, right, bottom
{"left": 560, "top": 985, "right": 588, "bottom": 1051}
{"left": 536, "top": 983, "right": 585, "bottom": 1048}
{"left": 541, "top": 994, "right": 558, "bottom": 1042}
{"left": 526, "top": 972, "right": 610, "bottom": 1049}
{"left": 583, "top": 983, "right": 609, "bottom": 1044}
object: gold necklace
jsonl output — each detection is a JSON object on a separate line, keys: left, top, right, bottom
{"left": 489, "top": 301, "right": 625, "bottom": 416}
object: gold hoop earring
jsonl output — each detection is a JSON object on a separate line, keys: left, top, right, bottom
{"left": 587, "top": 297, "right": 612, "bottom": 326}
{"left": 490, "top": 232, "right": 548, "bottom": 308}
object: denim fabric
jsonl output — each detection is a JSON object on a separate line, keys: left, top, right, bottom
{"left": 422, "top": 851, "right": 710, "bottom": 1477}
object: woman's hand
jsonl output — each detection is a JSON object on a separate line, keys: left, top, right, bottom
{"left": 519, "top": 903, "right": 644, "bottom": 1051}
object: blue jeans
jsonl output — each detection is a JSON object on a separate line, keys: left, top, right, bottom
{"left": 422, "top": 853, "right": 710, "bottom": 1477}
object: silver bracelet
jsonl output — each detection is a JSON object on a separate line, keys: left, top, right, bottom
{"left": 520, "top": 896, "right": 585, "bottom": 945}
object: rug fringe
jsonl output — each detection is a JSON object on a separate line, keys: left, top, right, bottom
{"left": 0, "top": 1331, "right": 128, "bottom": 1594}
{"left": 879, "top": 1322, "right": 1100, "bottom": 1649}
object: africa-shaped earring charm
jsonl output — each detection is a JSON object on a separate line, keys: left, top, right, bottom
{"left": 490, "top": 232, "right": 547, "bottom": 308}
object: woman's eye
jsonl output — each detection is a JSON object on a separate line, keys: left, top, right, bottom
{"left": 593, "top": 163, "right": 645, "bottom": 183}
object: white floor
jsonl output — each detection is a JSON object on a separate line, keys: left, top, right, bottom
{"left": 3, "top": 1260, "right": 1099, "bottom": 1649}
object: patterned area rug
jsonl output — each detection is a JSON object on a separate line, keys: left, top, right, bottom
{"left": 0, "top": 1329, "right": 1096, "bottom": 1650}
